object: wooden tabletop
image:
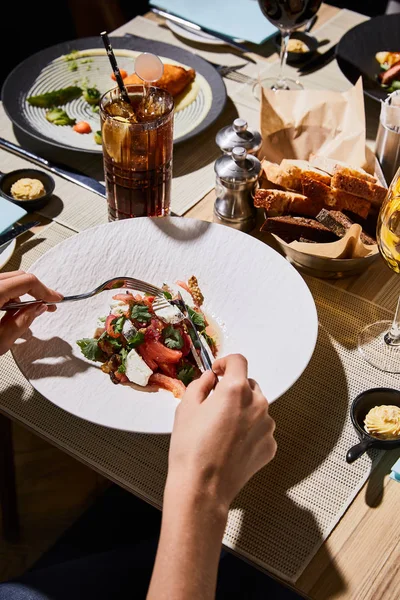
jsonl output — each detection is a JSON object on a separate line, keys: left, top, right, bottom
{"left": 1, "top": 4, "right": 399, "bottom": 599}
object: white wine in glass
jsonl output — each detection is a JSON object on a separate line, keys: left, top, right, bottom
{"left": 358, "top": 166, "right": 400, "bottom": 372}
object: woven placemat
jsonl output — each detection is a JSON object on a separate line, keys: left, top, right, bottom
{"left": 1, "top": 222, "right": 399, "bottom": 583}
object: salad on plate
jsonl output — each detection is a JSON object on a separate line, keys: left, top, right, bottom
{"left": 76, "top": 276, "right": 217, "bottom": 399}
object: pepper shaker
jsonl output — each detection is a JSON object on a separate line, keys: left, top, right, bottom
{"left": 214, "top": 147, "right": 262, "bottom": 232}
{"left": 215, "top": 118, "right": 262, "bottom": 155}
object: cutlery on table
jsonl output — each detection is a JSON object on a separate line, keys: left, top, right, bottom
{"left": 0, "top": 137, "right": 106, "bottom": 199}
{"left": 0, "top": 220, "right": 40, "bottom": 250}
{"left": 150, "top": 6, "right": 252, "bottom": 55}
{"left": 206, "top": 61, "right": 256, "bottom": 85}
{"left": 297, "top": 43, "right": 337, "bottom": 75}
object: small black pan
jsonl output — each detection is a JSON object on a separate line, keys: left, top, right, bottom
{"left": 0, "top": 168, "right": 55, "bottom": 211}
{"left": 346, "top": 388, "right": 400, "bottom": 464}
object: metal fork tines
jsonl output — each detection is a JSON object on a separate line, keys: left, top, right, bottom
{"left": 208, "top": 61, "right": 256, "bottom": 85}
{"left": 1, "top": 277, "right": 166, "bottom": 311}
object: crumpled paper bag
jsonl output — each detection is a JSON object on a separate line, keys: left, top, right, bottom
{"left": 259, "top": 77, "right": 367, "bottom": 169}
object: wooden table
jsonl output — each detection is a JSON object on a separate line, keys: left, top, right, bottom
{"left": 1, "top": 4, "right": 400, "bottom": 599}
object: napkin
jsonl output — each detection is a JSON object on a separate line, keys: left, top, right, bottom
{"left": 0, "top": 197, "right": 27, "bottom": 235}
{"left": 149, "top": 0, "right": 278, "bottom": 45}
{"left": 390, "top": 457, "right": 400, "bottom": 482}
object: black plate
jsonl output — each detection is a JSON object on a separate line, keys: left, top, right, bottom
{"left": 1, "top": 34, "right": 227, "bottom": 152}
{"left": 336, "top": 14, "right": 400, "bottom": 103}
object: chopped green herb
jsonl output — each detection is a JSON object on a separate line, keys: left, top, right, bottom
{"left": 163, "top": 325, "right": 183, "bottom": 349}
{"left": 77, "top": 338, "right": 103, "bottom": 361}
{"left": 64, "top": 50, "right": 79, "bottom": 62}
{"left": 127, "top": 331, "right": 145, "bottom": 349}
{"left": 94, "top": 130, "right": 102, "bottom": 144}
{"left": 67, "top": 60, "right": 78, "bottom": 72}
{"left": 98, "top": 316, "right": 106, "bottom": 323}
{"left": 187, "top": 327, "right": 200, "bottom": 349}
{"left": 27, "top": 86, "right": 82, "bottom": 108}
{"left": 163, "top": 290, "right": 172, "bottom": 300}
{"left": 45, "top": 107, "right": 76, "bottom": 126}
{"left": 113, "top": 316, "right": 126, "bottom": 334}
{"left": 92, "top": 105, "right": 100, "bottom": 114}
{"left": 117, "top": 348, "right": 129, "bottom": 373}
{"left": 187, "top": 306, "right": 206, "bottom": 329}
{"left": 201, "top": 330, "right": 215, "bottom": 348}
{"left": 177, "top": 364, "right": 195, "bottom": 386}
{"left": 131, "top": 304, "right": 151, "bottom": 323}
{"left": 81, "top": 58, "right": 93, "bottom": 65}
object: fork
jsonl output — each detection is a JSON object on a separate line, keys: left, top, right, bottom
{"left": 207, "top": 61, "right": 256, "bottom": 85}
{"left": 1, "top": 277, "right": 173, "bottom": 312}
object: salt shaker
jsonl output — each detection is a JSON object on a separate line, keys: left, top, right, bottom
{"left": 215, "top": 118, "right": 262, "bottom": 155}
{"left": 214, "top": 147, "right": 261, "bottom": 232}
{"left": 375, "top": 90, "right": 400, "bottom": 185}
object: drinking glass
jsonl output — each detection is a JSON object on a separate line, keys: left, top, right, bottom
{"left": 358, "top": 166, "right": 400, "bottom": 372}
{"left": 100, "top": 84, "right": 174, "bottom": 221}
{"left": 256, "top": 0, "right": 322, "bottom": 92}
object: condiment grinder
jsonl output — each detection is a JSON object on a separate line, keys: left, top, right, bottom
{"left": 215, "top": 118, "right": 262, "bottom": 155}
{"left": 214, "top": 147, "right": 261, "bottom": 232}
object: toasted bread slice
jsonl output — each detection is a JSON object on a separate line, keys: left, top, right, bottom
{"left": 280, "top": 159, "right": 332, "bottom": 186}
{"left": 254, "top": 189, "right": 323, "bottom": 218}
{"left": 261, "top": 216, "right": 337, "bottom": 243}
{"left": 309, "top": 154, "right": 376, "bottom": 182}
{"left": 331, "top": 166, "right": 387, "bottom": 206}
{"left": 316, "top": 209, "right": 376, "bottom": 245}
{"left": 301, "top": 176, "right": 371, "bottom": 219}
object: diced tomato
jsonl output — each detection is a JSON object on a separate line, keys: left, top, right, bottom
{"left": 139, "top": 339, "right": 182, "bottom": 365}
{"left": 180, "top": 330, "right": 191, "bottom": 357}
{"left": 111, "top": 69, "right": 128, "bottom": 81}
{"left": 143, "top": 296, "right": 155, "bottom": 312}
{"left": 159, "top": 362, "right": 177, "bottom": 378}
{"left": 112, "top": 293, "right": 136, "bottom": 303}
{"left": 144, "top": 318, "right": 164, "bottom": 342}
{"left": 114, "top": 371, "right": 128, "bottom": 383}
{"left": 105, "top": 314, "right": 121, "bottom": 339}
{"left": 149, "top": 373, "right": 186, "bottom": 399}
{"left": 73, "top": 121, "right": 92, "bottom": 134}
{"left": 138, "top": 346, "right": 158, "bottom": 371}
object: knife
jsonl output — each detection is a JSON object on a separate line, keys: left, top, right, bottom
{"left": 173, "top": 292, "right": 214, "bottom": 372}
{"left": 150, "top": 7, "right": 251, "bottom": 54}
{"left": 298, "top": 44, "right": 337, "bottom": 75}
{"left": 0, "top": 137, "right": 106, "bottom": 199}
{"left": 0, "top": 221, "right": 40, "bottom": 250}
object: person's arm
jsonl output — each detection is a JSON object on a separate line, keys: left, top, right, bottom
{"left": 0, "top": 271, "right": 63, "bottom": 354}
{"left": 147, "top": 354, "right": 277, "bottom": 600}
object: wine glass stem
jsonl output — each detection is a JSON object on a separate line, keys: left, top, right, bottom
{"left": 385, "top": 293, "right": 400, "bottom": 346}
{"left": 278, "top": 30, "right": 290, "bottom": 87}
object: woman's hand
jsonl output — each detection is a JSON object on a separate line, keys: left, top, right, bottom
{"left": 0, "top": 271, "right": 63, "bottom": 355}
{"left": 168, "top": 353, "right": 277, "bottom": 510}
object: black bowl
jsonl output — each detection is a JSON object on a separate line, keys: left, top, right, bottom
{"left": 272, "top": 31, "right": 319, "bottom": 64}
{"left": 346, "top": 388, "right": 400, "bottom": 464}
{"left": 0, "top": 168, "right": 55, "bottom": 211}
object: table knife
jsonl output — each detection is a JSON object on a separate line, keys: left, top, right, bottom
{"left": 0, "top": 221, "right": 40, "bottom": 249}
{"left": 298, "top": 44, "right": 337, "bottom": 75}
{"left": 150, "top": 7, "right": 251, "bottom": 54}
{"left": 0, "top": 137, "right": 106, "bottom": 199}
{"left": 173, "top": 293, "right": 214, "bottom": 372}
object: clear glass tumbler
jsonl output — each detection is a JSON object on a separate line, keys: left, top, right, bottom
{"left": 100, "top": 85, "right": 174, "bottom": 221}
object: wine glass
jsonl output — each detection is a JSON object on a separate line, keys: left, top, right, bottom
{"left": 255, "top": 0, "right": 323, "bottom": 94}
{"left": 358, "top": 166, "right": 400, "bottom": 373}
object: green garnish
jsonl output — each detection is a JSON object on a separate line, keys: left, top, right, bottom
{"left": 64, "top": 50, "right": 79, "bottom": 62}
{"left": 83, "top": 86, "right": 101, "bottom": 106}
{"left": 187, "top": 306, "right": 206, "bottom": 329}
{"left": 94, "top": 130, "right": 102, "bottom": 144}
{"left": 131, "top": 304, "right": 152, "bottom": 323}
{"left": 177, "top": 364, "right": 195, "bottom": 386}
{"left": 27, "top": 86, "right": 82, "bottom": 108}
{"left": 45, "top": 107, "right": 76, "bottom": 126}
{"left": 113, "top": 316, "right": 125, "bottom": 334}
{"left": 117, "top": 348, "right": 129, "bottom": 373}
{"left": 163, "top": 325, "right": 183, "bottom": 349}
{"left": 163, "top": 290, "right": 172, "bottom": 300}
{"left": 201, "top": 330, "right": 215, "bottom": 348}
{"left": 187, "top": 327, "right": 200, "bottom": 349}
{"left": 98, "top": 316, "right": 106, "bottom": 323}
{"left": 92, "top": 105, "right": 100, "bottom": 113}
{"left": 67, "top": 61, "right": 78, "bottom": 72}
{"left": 127, "top": 331, "right": 145, "bottom": 349}
{"left": 77, "top": 338, "right": 103, "bottom": 362}
{"left": 81, "top": 58, "right": 93, "bottom": 65}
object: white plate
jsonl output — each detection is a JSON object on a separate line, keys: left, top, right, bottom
{"left": 0, "top": 239, "right": 16, "bottom": 270}
{"left": 166, "top": 20, "right": 245, "bottom": 45}
{"left": 12, "top": 217, "right": 318, "bottom": 434}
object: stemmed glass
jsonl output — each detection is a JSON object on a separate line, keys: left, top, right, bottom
{"left": 255, "top": 0, "right": 322, "bottom": 92}
{"left": 358, "top": 167, "right": 400, "bottom": 373}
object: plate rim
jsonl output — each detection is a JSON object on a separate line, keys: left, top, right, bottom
{"left": 0, "top": 238, "right": 16, "bottom": 270}
{"left": 11, "top": 216, "right": 319, "bottom": 433}
{"left": 1, "top": 34, "right": 227, "bottom": 153}
{"left": 336, "top": 14, "right": 400, "bottom": 103}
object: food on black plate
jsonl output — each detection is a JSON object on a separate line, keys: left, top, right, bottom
{"left": 45, "top": 107, "right": 76, "bottom": 126}
{"left": 376, "top": 52, "right": 400, "bottom": 91}
{"left": 27, "top": 85, "right": 83, "bottom": 108}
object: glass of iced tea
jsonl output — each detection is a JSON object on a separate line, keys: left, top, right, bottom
{"left": 100, "top": 85, "right": 174, "bottom": 220}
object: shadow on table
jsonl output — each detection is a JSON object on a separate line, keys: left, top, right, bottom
{"left": 230, "top": 326, "right": 348, "bottom": 598}
{"left": 173, "top": 97, "right": 239, "bottom": 178}
{"left": 37, "top": 194, "right": 64, "bottom": 220}
{"left": 3, "top": 237, "right": 46, "bottom": 272}
{"left": 15, "top": 331, "right": 92, "bottom": 379}
{"left": 149, "top": 215, "right": 211, "bottom": 242}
